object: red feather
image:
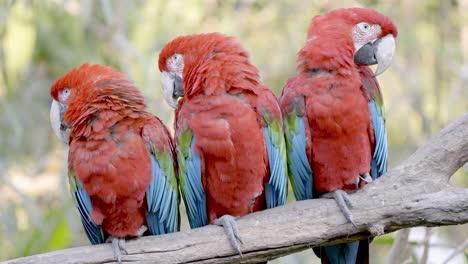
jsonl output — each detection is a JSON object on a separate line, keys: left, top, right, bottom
{"left": 279, "top": 8, "right": 396, "bottom": 263}
{"left": 51, "top": 64, "right": 174, "bottom": 237}
{"left": 280, "top": 8, "right": 396, "bottom": 193}
{"left": 160, "top": 33, "right": 281, "bottom": 222}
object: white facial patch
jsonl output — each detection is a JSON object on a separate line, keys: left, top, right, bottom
{"left": 167, "top": 53, "right": 184, "bottom": 75}
{"left": 352, "top": 23, "right": 382, "bottom": 52}
{"left": 58, "top": 87, "right": 71, "bottom": 103}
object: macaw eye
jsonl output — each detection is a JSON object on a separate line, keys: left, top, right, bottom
{"left": 59, "top": 87, "right": 72, "bottom": 102}
{"left": 171, "top": 53, "right": 183, "bottom": 63}
{"left": 63, "top": 88, "right": 71, "bottom": 95}
{"left": 167, "top": 53, "right": 184, "bottom": 74}
{"left": 357, "top": 22, "right": 371, "bottom": 32}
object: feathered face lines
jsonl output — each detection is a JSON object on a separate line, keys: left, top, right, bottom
{"left": 160, "top": 53, "right": 185, "bottom": 109}
{"left": 49, "top": 64, "right": 96, "bottom": 143}
{"left": 301, "top": 8, "right": 397, "bottom": 76}
{"left": 158, "top": 35, "right": 202, "bottom": 110}
{"left": 49, "top": 64, "right": 144, "bottom": 143}
{"left": 351, "top": 22, "right": 382, "bottom": 51}
{"left": 158, "top": 32, "right": 251, "bottom": 109}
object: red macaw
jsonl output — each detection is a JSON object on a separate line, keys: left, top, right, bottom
{"left": 279, "top": 8, "right": 397, "bottom": 263}
{"left": 158, "top": 33, "right": 288, "bottom": 253}
{"left": 49, "top": 64, "right": 179, "bottom": 262}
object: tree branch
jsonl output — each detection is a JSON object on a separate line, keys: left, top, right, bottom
{"left": 3, "top": 113, "right": 468, "bottom": 264}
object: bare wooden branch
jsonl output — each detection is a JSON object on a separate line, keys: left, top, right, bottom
{"left": 3, "top": 113, "right": 468, "bottom": 264}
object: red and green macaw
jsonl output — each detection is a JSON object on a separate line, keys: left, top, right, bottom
{"left": 158, "top": 33, "right": 288, "bottom": 253}
{"left": 279, "top": 8, "right": 397, "bottom": 263}
{"left": 49, "top": 64, "right": 179, "bottom": 262}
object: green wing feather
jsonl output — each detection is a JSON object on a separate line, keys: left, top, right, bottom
{"left": 263, "top": 116, "right": 288, "bottom": 208}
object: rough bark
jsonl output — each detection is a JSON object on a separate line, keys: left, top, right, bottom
{"left": 3, "top": 113, "right": 468, "bottom": 264}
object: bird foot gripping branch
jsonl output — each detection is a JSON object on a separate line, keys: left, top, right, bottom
{"left": 279, "top": 7, "right": 397, "bottom": 263}
{"left": 321, "top": 190, "right": 357, "bottom": 228}
{"left": 214, "top": 215, "right": 244, "bottom": 256}
{"left": 158, "top": 32, "right": 288, "bottom": 261}
{"left": 108, "top": 237, "right": 128, "bottom": 264}
{"left": 49, "top": 64, "right": 179, "bottom": 264}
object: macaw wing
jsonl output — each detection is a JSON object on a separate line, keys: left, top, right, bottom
{"left": 368, "top": 100, "right": 388, "bottom": 179}
{"left": 284, "top": 113, "right": 313, "bottom": 200}
{"left": 69, "top": 170, "right": 105, "bottom": 244}
{"left": 145, "top": 145, "right": 179, "bottom": 235}
{"left": 263, "top": 118, "right": 288, "bottom": 208}
{"left": 361, "top": 67, "right": 388, "bottom": 179}
{"left": 178, "top": 129, "right": 208, "bottom": 228}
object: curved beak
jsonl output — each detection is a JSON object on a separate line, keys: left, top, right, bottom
{"left": 50, "top": 100, "right": 69, "bottom": 144}
{"left": 161, "top": 71, "right": 184, "bottom": 109}
{"left": 354, "top": 34, "right": 396, "bottom": 76}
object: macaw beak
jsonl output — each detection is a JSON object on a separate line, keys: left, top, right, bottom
{"left": 161, "top": 71, "right": 184, "bottom": 109}
{"left": 354, "top": 34, "right": 396, "bottom": 76}
{"left": 50, "top": 100, "right": 70, "bottom": 144}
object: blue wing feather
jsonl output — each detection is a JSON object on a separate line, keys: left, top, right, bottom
{"left": 285, "top": 116, "right": 313, "bottom": 200}
{"left": 323, "top": 241, "right": 360, "bottom": 263}
{"left": 264, "top": 127, "right": 288, "bottom": 208}
{"left": 180, "top": 136, "right": 208, "bottom": 228}
{"left": 69, "top": 176, "right": 105, "bottom": 245}
{"left": 145, "top": 153, "right": 179, "bottom": 235}
{"left": 369, "top": 100, "right": 388, "bottom": 179}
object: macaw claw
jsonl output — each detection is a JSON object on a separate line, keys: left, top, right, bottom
{"left": 214, "top": 214, "right": 244, "bottom": 256}
{"left": 359, "top": 172, "right": 373, "bottom": 184}
{"left": 322, "top": 189, "right": 357, "bottom": 228}
{"left": 355, "top": 172, "right": 373, "bottom": 188}
{"left": 109, "top": 237, "right": 128, "bottom": 263}
{"left": 135, "top": 225, "right": 148, "bottom": 237}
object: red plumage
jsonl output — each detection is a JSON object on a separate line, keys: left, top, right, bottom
{"left": 280, "top": 8, "right": 396, "bottom": 193}
{"left": 281, "top": 69, "right": 373, "bottom": 192}
{"left": 279, "top": 8, "right": 397, "bottom": 263}
{"left": 159, "top": 33, "right": 282, "bottom": 222}
{"left": 51, "top": 64, "right": 174, "bottom": 237}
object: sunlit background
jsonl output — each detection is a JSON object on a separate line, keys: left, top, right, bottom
{"left": 0, "top": 0, "right": 467, "bottom": 263}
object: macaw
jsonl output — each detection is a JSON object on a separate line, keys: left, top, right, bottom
{"left": 49, "top": 64, "right": 179, "bottom": 263}
{"left": 157, "top": 32, "right": 288, "bottom": 253}
{"left": 279, "top": 8, "right": 397, "bottom": 263}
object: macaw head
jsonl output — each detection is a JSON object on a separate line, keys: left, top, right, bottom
{"left": 49, "top": 63, "right": 141, "bottom": 143}
{"left": 300, "top": 8, "right": 398, "bottom": 76}
{"left": 158, "top": 32, "right": 251, "bottom": 109}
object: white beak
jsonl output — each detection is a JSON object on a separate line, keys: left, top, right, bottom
{"left": 373, "top": 34, "right": 396, "bottom": 76}
{"left": 50, "top": 100, "right": 69, "bottom": 144}
{"left": 354, "top": 34, "right": 396, "bottom": 77}
{"left": 161, "top": 71, "right": 178, "bottom": 109}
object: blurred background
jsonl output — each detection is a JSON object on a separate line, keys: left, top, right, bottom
{"left": 0, "top": 0, "right": 466, "bottom": 263}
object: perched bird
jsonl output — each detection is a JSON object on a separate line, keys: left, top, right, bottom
{"left": 158, "top": 32, "right": 288, "bottom": 254}
{"left": 279, "top": 8, "right": 396, "bottom": 263}
{"left": 49, "top": 64, "right": 179, "bottom": 262}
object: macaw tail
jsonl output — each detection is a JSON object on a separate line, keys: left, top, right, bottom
{"left": 318, "top": 239, "right": 369, "bottom": 264}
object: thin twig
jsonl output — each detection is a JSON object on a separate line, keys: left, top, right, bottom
{"left": 420, "top": 227, "right": 433, "bottom": 264}
{"left": 386, "top": 229, "right": 411, "bottom": 264}
{"left": 441, "top": 239, "right": 468, "bottom": 264}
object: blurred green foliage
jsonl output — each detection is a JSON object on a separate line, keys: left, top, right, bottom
{"left": 0, "top": 0, "right": 466, "bottom": 263}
